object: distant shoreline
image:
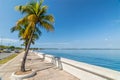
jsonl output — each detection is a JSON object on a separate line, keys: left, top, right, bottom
{"left": 39, "top": 48, "right": 120, "bottom": 50}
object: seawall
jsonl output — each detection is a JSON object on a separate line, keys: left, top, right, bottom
{"left": 32, "top": 51, "right": 120, "bottom": 80}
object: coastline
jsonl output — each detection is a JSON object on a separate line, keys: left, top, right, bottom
{"left": 39, "top": 49, "right": 120, "bottom": 71}
{"left": 37, "top": 48, "right": 120, "bottom": 50}
{"left": 34, "top": 51, "right": 120, "bottom": 80}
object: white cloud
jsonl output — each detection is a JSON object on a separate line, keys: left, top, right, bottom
{"left": 104, "top": 36, "right": 112, "bottom": 41}
{"left": 39, "top": 42, "right": 69, "bottom": 45}
{"left": 105, "top": 38, "right": 108, "bottom": 41}
{"left": 114, "top": 19, "right": 120, "bottom": 23}
{"left": 0, "top": 38, "right": 20, "bottom": 44}
{"left": 32, "top": 42, "right": 70, "bottom": 48}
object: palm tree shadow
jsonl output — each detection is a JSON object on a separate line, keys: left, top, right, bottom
{"left": 27, "top": 54, "right": 46, "bottom": 62}
{"left": 31, "top": 54, "right": 46, "bottom": 61}
{"left": 35, "top": 66, "right": 54, "bottom": 73}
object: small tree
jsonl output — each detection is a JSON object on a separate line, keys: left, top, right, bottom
{"left": 9, "top": 46, "right": 15, "bottom": 51}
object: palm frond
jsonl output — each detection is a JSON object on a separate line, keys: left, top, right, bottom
{"left": 16, "top": 18, "right": 27, "bottom": 26}
{"left": 41, "top": 15, "right": 54, "bottom": 23}
{"left": 11, "top": 25, "right": 22, "bottom": 32}
{"left": 39, "top": 6, "right": 48, "bottom": 15}
{"left": 40, "top": 21, "right": 54, "bottom": 32}
{"left": 40, "top": 0, "right": 44, "bottom": 6}
{"left": 11, "top": 26, "right": 16, "bottom": 32}
{"left": 35, "top": 27, "right": 42, "bottom": 36}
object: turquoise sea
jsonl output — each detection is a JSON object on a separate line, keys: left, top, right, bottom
{"left": 39, "top": 50, "right": 120, "bottom": 71}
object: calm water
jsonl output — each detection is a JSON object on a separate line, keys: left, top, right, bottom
{"left": 38, "top": 50, "right": 120, "bottom": 71}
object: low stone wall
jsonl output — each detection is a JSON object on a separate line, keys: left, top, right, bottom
{"left": 33, "top": 51, "right": 120, "bottom": 80}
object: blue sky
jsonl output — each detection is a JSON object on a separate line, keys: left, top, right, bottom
{"left": 0, "top": 0, "right": 120, "bottom": 48}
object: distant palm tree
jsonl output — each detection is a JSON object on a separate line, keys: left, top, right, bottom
{"left": 13, "top": 0, "right": 54, "bottom": 72}
{"left": 11, "top": 23, "right": 41, "bottom": 50}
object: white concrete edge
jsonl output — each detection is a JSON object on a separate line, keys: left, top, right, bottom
{"left": 11, "top": 70, "right": 36, "bottom": 80}
{"left": 61, "top": 57, "right": 120, "bottom": 73}
{"left": 61, "top": 57, "right": 120, "bottom": 80}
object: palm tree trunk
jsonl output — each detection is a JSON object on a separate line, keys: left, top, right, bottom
{"left": 25, "top": 40, "right": 28, "bottom": 51}
{"left": 21, "top": 28, "right": 35, "bottom": 72}
{"left": 25, "top": 44, "right": 27, "bottom": 51}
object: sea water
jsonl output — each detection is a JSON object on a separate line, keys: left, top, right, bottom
{"left": 38, "top": 50, "right": 120, "bottom": 71}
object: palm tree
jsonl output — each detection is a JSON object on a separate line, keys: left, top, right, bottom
{"left": 14, "top": 0, "right": 54, "bottom": 72}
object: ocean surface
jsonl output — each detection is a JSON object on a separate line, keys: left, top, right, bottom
{"left": 38, "top": 50, "right": 120, "bottom": 71}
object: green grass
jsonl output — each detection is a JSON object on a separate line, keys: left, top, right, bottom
{"left": 0, "top": 54, "right": 18, "bottom": 64}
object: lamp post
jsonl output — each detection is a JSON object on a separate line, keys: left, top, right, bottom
{"left": 0, "top": 36, "right": 2, "bottom": 46}
{"left": 0, "top": 36, "right": 2, "bottom": 50}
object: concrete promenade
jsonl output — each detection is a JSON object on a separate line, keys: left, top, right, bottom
{"left": 0, "top": 52, "right": 79, "bottom": 80}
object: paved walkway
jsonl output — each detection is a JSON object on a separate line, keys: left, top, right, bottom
{"left": 0, "top": 52, "right": 79, "bottom": 80}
